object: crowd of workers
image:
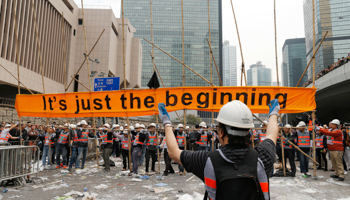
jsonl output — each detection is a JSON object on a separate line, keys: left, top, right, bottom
{"left": 302, "top": 53, "right": 350, "bottom": 87}
{"left": 0, "top": 114, "right": 349, "bottom": 181}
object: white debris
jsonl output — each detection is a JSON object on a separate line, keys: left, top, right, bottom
{"left": 8, "top": 195, "right": 22, "bottom": 199}
{"left": 64, "top": 191, "right": 84, "bottom": 197}
{"left": 60, "top": 170, "right": 69, "bottom": 174}
{"left": 131, "top": 178, "right": 142, "bottom": 182}
{"left": 43, "top": 183, "right": 68, "bottom": 191}
{"left": 177, "top": 192, "right": 204, "bottom": 200}
{"left": 94, "top": 184, "right": 109, "bottom": 189}
{"left": 326, "top": 178, "right": 350, "bottom": 186}
{"left": 301, "top": 188, "right": 317, "bottom": 194}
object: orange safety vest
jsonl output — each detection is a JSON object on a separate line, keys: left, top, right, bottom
{"left": 77, "top": 131, "right": 89, "bottom": 143}
{"left": 259, "top": 132, "right": 267, "bottom": 143}
{"left": 297, "top": 131, "right": 310, "bottom": 147}
{"left": 100, "top": 133, "right": 113, "bottom": 144}
{"left": 134, "top": 134, "right": 144, "bottom": 145}
{"left": 176, "top": 133, "right": 185, "bottom": 147}
{"left": 282, "top": 140, "right": 293, "bottom": 149}
{"left": 44, "top": 135, "right": 54, "bottom": 146}
{"left": 197, "top": 133, "right": 208, "bottom": 146}
{"left": 315, "top": 136, "right": 324, "bottom": 148}
{"left": 122, "top": 140, "right": 129, "bottom": 150}
{"left": 0, "top": 132, "right": 10, "bottom": 142}
{"left": 308, "top": 120, "right": 313, "bottom": 131}
{"left": 58, "top": 132, "right": 69, "bottom": 144}
{"left": 146, "top": 134, "right": 157, "bottom": 146}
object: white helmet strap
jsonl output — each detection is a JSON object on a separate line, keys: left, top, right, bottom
{"left": 225, "top": 125, "right": 249, "bottom": 136}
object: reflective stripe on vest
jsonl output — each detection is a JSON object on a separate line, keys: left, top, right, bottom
{"left": 196, "top": 134, "right": 207, "bottom": 146}
{"left": 315, "top": 136, "right": 324, "bottom": 148}
{"left": 77, "top": 131, "right": 89, "bottom": 143}
{"left": 259, "top": 133, "right": 267, "bottom": 143}
{"left": 100, "top": 133, "right": 113, "bottom": 144}
{"left": 122, "top": 140, "right": 129, "bottom": 150}
{"left": 146, "top": 134, "right": 157, "bottom": 146}
{"left": 134, "top": 134, "right": 144, "bottom": 145}
{"left": 176, "top": 134, "right": 185, "bottom": 147}
{"left": 282, "top": 140, "right": 292, "bottom": 149}
{"left": 308, "top": 120, "right": 313, "bottom": 131}
{"left": 297, "top": 131, "right": 310, "bottom": 147}
{"left": 58, "top": 132, "right": 69, "bottom": 144}
{"left": 45, "top": 135, "right": 54, "bottom": 145}
{"left": 204, "top": 150, "right": 269, "bottom": 200}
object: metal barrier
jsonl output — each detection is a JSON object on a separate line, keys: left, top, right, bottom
{"left": 0, "top": 145, "right": 40, "bottom": 184}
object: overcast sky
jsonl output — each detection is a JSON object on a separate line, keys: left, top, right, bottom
{"left": 74, "top": 0, "right": 306, "bottom": 84}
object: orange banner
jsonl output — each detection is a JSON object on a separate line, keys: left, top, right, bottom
{"left": 15, "top": 86, "right": 316, "bottom": 118}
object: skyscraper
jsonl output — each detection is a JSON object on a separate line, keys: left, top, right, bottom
{"left": 123, "top": 1, "right": 222, "bottom": 88}
{"left": 247, "top": 61, "right": 271, "bottom": 86}
{"left": 303, "top": 0, "right": 350, "bottom": 80}
{"left": 223, "top": 40, "right": 237, "bottom": 86}
{"left": 124, "top": 0, "right": 223, "bottom": 123}
{"left": 282, "top": 38, "right": 307, "bottom": 87}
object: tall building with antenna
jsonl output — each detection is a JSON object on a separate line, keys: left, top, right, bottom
{"left": 124, "top": 0, "right": 223, "bottom": 123}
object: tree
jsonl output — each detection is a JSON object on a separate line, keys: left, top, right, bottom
{"left": 185, "top": 114, "right": 202, "bottom": 125}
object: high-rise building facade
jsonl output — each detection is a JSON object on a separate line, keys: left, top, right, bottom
{"left": 124, "top": 0, "right": 222, "bottom": 88}
{"left": 124, "top": 0, "right": 222, "bottom": 123}
{"left": 247, "top": 61, "right": 271, "bottom": 86}
{"left": 303, "top": 0, "right": 350, "bottom": 80}
{"left": 223, "top": 40, "right": 237, "bottom": 86}
{"left": 282, "top": 38, "right": 307, "bottom": 87}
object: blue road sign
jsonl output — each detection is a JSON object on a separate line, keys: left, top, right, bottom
{"left": 94, "top": 77, "right": 120, "bottom": 91}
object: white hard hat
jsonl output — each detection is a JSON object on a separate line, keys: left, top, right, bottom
{"left": 124, "top": 124, "right": 128, "bottom": 127}
{"left": 140, "top": 124, "right": 145, "bottom": 129}
{"left": 120, "top": 126, "right": 124, "bottom": 131}
{"left": 135, "top": 123, "right": 140, "bottom": 128}
{"left": 112, "top": 124, "right": 119, "bottom": 128}
{"left": 199, "top": 122, "right": 206, "bottom": 128}
{"left": 215, "top": 100, "right": 254, "bottom": 129}
{"left": 80, "top": 120, "right": 88, "bottom": 125}
{"left": 70, "top": 124, "right": 76, "bottom": 129}
{"left": 149, "top": 123, "right": 156, "bottom": 127}
{"left": 330, "top": 119, "right": 340, "bottom": 126}
{"left": 64, "top": 123, "right": 69, "bottom": 127}
{"left": 263, "top": 121, "right": 268, "bottom": 126}
{"left": 103, "top": 123, "right": 110, "bottom": 128}
{"left": 123, "top": 130, "right": 128, "bottom": 134}
{"left": 88, "top": 125, "right": 91, "bottom": 128}
{"left": 186, "top": 126, "right": 189, "bottom": 130}
{"left": 177, "top": 124, "right": 184, "bottom": 128}
{"left": 5, "top": 124, "right": 11, "bottom": 128}
{"left": 284, "top": 124, "right": 292, "bottom": 128}
{"left": 297, "top": 121, "right": 306, "bottom": 127}
{"left": 76, "top": 122, "right": 81, "bottom": 126}
{"left": 130, "top": 126, "right": 134, "bottom": 131}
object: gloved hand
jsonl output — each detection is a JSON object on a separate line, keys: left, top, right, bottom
{"left": 38, "top": 141, "right": 42, "bottom": 146}
{"left": 315, "top": 126, "right": 320, "bottom": 131}
{"left": 158, "top": 103, "right": 171, "bottom": 125}
{"left": 94, "top": 135, "right": 98, "bottom": 138}
{"left": 268, "top": 99, "right": 280, "bottom": 117}
{"left": 69, "top": 144, "right": 72, "bottom": 148}
{"left": 19, "top": 136, "right": 22, "bottom": 139}
{"left": 97, "top": 145, "right": 100, "bottom": 148}
{"left": 156, "top": 145, "right": 160, "bottom": 149}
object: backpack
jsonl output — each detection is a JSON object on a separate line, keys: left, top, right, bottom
{"left": 204, "top": 147, "right": 268, "bottom": 200}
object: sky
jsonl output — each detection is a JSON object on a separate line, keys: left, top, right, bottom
{"left": 74, "top": 0, "right": 306, "bottom": 84}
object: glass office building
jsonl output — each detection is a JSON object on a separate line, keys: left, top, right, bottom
{"left": 124, "top": 0, "right": 222, "bottom": 88}
{"left": 282, "top": 38, "right": 307, "bottom": 87}
{"left": 223, "top": 40, "right": 237, "bottom": 86}
{"left": 124, "top": 0, "right": 222, "bottom": 123}
{"left": 303, "top": 0, "right": 350, "bottom": 80}
{"left": 247, "top": 61, "right": 271, "bottom": 86}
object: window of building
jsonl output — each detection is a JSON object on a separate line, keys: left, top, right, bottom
{"left": 78, "top": 19, "right": 83, "bottom": 25}
{"left": 73, "top": 29, "right": 76, "bottom": 36}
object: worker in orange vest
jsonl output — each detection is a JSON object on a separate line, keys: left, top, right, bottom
{"left": 317, "top": 119, "right": 345, "bottom": 181}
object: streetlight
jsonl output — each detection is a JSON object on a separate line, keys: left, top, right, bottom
{"left": 83, "top": 53, "right": 100, "bottom": 85}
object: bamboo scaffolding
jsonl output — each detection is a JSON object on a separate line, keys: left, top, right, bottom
{"left": 144, "top": 38, "right": 214, "bottom": 86}
{"left": 181, "top": 0, "right": 187, "bottom": 175}
{"left": 81, "top": 0, "right": 99, "bottom": 168}
{"left": 66, "top": 29, "right": 105, "bottom": 91}
{"left": 121, "top": 0, "right": 132, "bottom": 172}
{"left": 230, "top": 0, "right": 247, "bottom": 86}
{"left": 207, "top": 39, "right": 223, "bottom": 86}
{"left": 12, "top": 0, "right": 22, "bottom": 145}
{"left": 311, "top": 0, "right": 317, "bottom": 178}
{"left": 296, "top": 31, "right": 328, "bottom": 87}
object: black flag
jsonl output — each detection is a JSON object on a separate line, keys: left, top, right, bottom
{"left": 147, "top": 71, "right": 160, "bottom": 89}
